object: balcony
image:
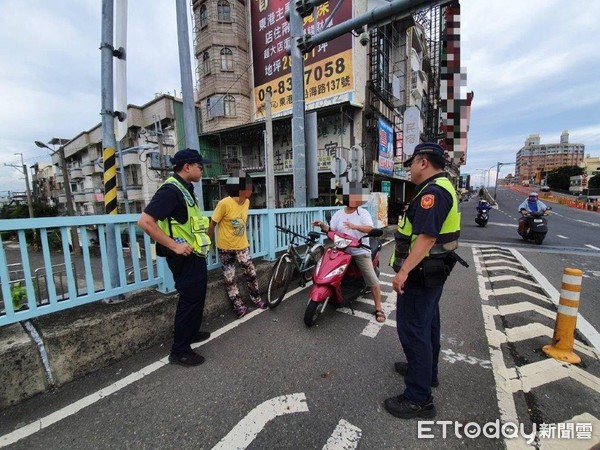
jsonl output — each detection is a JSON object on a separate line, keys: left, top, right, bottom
{"left": 119, "top": 152, "right": 140, "bottom": 167}
{"left": 70, "top": 167, "right": 83, "bottom": 179}
{"left": 81, "top": 163, "right": 94, "bottom": 176}
{"left": 73, "top": 192, "right": 87, "bottom": 203}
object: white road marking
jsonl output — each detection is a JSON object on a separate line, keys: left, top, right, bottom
{"left": 472, "top": 248, "right": 522, "bottom": 435}
{"left": 322, "top": 419, "right": 362, "bottom": 450}
{"left": 557, "top": 234, "right": 569, "bottom": 239}
{"left": 585, "top": 244, "right": 600, "bottom": 251}
{"left": 440, "top": 349, "right": 491, "bottom": 369}
{"left": 0, "top": 283, "right": 309, "bottom": 447}
{"left": 488, "top": 223, "right": 518, "bottom": 228}
{"left": 511, "top": 249, "right": 600, "bottom": 352}
{"left": 212, "top": 393, "right": 309, "bottom": 450}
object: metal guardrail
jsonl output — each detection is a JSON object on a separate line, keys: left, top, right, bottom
{"left": 0, "top": 206, "right": 343, "bottom": 327}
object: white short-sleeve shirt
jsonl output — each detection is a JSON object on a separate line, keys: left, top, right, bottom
{"left": 329, "top": 207, "right": 373, "bottom": 256}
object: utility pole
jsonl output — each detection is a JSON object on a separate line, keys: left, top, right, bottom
{"left": 264, "top": 91, "right": 276, "bottom": 209}
{"left": 175, "top": 0, "right": 204, "bottom": 208}
{"left": 5, "top": 153, "right": 37, "bottom": 247}
{"left": 34, "top": 141, "right": 81, "bottom": 253}
{"left": 493, "top": 161, "right": 516, "bottom": 200}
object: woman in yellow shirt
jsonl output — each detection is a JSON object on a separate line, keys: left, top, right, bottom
{"left": 208, "top": 171, "right": 266, "bottom": 317}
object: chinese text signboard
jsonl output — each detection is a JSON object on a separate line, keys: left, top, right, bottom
{"left": 377, "top": 117, "right": 394, "bottom": 176}
{"left": 250, "top": 0, "right": 353, "bottom": 117}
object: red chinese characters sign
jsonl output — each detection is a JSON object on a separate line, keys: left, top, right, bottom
{"left": 250, "top": 0, "right": 354, "bottom": 117}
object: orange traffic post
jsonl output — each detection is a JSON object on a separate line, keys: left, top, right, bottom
{"left": 543, "top": 268, "right": 583, "bottom": 364}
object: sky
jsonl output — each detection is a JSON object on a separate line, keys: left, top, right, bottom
{"left": 0, "top": 0, "right": 599, "bottom": 193}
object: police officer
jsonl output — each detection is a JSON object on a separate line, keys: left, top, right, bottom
{"left": 138, "top": 149, "right": 212, "bottom": 367}
{"left": 385, "top": 142, "right": 461, "bottom": 419}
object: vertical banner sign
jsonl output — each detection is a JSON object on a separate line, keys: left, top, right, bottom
{"left": 402, "top": 106, "right": 420, "bottom": 157}
{"left": 440, "top": 2, "right": 469, "bottom": 165}
{"left": 377, "top": 118, "right": 394, "bottom": 176}
{"left": 114, "top": 0, "right": 128, "bottom": 141}
{"left": 250, "top": 0, "right": 353, "bottom": 118}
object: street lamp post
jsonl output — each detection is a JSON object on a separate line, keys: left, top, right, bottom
{"left": 35, "top": 140, "right": 81, "bottom": 254}
{"left": 493, "top": 161, "right": 516, "bottom": 200}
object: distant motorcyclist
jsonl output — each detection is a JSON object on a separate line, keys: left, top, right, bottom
{"left": 518, "top": 192, "right": 548, "bottom": 234}
{"left": 476, "top": 199, "right": 492, "bottom": 213}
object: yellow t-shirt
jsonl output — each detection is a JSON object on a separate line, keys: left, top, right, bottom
{"left": 212, "top": 196, "right": 250, "bottom": 250}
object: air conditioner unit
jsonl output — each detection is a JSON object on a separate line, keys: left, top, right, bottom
{"left": 411, "top": 89, "right": 422, "bottom": 101}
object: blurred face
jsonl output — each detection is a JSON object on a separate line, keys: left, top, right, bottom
{"left": 528, "top": 195, "right": 537, "bottom": 202}
{"left": 239, "top": 181, "right": 253, "bottom": 199}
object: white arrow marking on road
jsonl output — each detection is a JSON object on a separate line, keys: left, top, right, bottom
{"left": 212, "top": 393, "right": 309, "bottom": 450}
{"left": 322, "top": 419, "right": 362, "bottom": 450}
{"left": 504, "top": 323, "right": 598, "bottom": 359}
{"left": 557, "top": 234, "right": 569, "bottom": 239}
{"left": 508, "top": 358, "right": 600, "bottom": 394}
{"left": 482, "top": 258, "right": 523, "bottom": 266}
{"left": 483, "top": 265, "right": 531, "bottom": 276}
{"left": 481, "top": 286, "right": 551, "bottom": 302}
{"left": 585, "top": 244, "right": 600, "bottom": 251}
{"left": 511, "top": 248, "right": 600, "bottom": 352}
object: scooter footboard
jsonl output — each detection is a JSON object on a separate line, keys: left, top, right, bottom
{"left": 309, "top": 285, "right": 333, "bottom": 301}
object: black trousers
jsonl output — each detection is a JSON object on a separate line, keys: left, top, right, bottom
{"left": 168, "top": 254, "right": 207, "bottom": 354}
{"left": 395, "top": 282, "right": 443, "bottom": 403}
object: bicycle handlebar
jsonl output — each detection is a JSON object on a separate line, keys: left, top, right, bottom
{"left": 275, "top": 225, "right": 321, "bottom": 242}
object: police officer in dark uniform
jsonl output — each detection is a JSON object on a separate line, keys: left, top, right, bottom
{"left": 385, "top": 143, "right": 461, "bottom": 419}
{"left": 138, "top": 149, "right": 213, "bottom": 367}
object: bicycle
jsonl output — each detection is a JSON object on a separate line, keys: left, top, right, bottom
{"left": 266, "top": 225, "right": 325, "bottom": 308}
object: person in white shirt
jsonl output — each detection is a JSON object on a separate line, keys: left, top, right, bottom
{"left": 313, "top": 183, "right": 385, "bottom": 322}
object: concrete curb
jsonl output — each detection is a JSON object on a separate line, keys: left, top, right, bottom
{"left": 0, "top": 258, "right": 273, "bottom": 411}
{"left": 0, "top": 227, "right": 396, "bottom": 411}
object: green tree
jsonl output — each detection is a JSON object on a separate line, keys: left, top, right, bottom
{"left": 589, "top": 174, "right": 600, "bottom": 189}
{"left": 546, "top": 166, "right": 584, "bottom": 191}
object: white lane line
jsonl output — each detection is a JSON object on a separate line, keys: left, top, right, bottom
{"left": 473, "top": 248, "right": 521, "bottom": 433}
{"left": 510, "top": 249, "right": 600, "bottom": 352}
{"left": 322, "top": 419, "right": 362, "bottom": 450}
{"left": 557, "top": 235, "right": 569, "bottom": 239}
{"left": 0, "top": 283, "right": 309, "bottom": 447}
{"left": 212, "top": 393, "right": 309, "bottom": 450}
{"left": 585, "top": 244, "right": 600, "bottom": 251}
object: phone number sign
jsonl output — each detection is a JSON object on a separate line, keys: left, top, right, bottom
{"left": 250, "top": 0, "right": 353, "bottom": 117}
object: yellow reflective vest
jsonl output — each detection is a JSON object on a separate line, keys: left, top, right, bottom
{"left": 157, "top": 177, "right": 211, "bottom": 257}
{"left": 390, "top": 176, "right": 460, "bottom": 267}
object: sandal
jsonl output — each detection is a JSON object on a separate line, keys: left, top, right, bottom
{"left": 374, "top": 310, "right": 386, "bottom": 323}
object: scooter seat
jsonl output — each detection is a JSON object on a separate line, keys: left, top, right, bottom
{"left": 369, "top": 238, "right": 382, "bottom": 261}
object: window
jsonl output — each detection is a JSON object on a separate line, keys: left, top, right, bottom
{"left": 203, "top": 52, "right": 210, "bottom": 75}
{"left": 220, "top": 47, "right": 233, "bottom": 71}
{"left": 224, "top": 95, "right": 236, "bottom": 117}
{"left": 217, "top": 0, "right": 231, "bottom": 21}
{"left": 199, "top": 4, "right": 208, "bottom": 28}
{"left": 207, "top": 98, "right": 212, "bottom": 120}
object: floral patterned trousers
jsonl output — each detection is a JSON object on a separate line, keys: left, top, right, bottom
{"left": 218, "top": 247, "right": 262, "bottom": 309}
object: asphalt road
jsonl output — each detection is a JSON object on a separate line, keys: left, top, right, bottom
{"left": 2, "top": 190, "right": 600, "bottom": 449}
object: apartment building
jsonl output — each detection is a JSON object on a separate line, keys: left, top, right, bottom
{"left": 46, "top": 95, "right": 188, "bottom": 215}
{"left": 44, "top": 1, "right": 469, "bottom": 215}
{"left": 191, "top": 0, "right": 469, "bottom": 209}
{"left": 515, "top": 131, "right": 585, "bottom": 184}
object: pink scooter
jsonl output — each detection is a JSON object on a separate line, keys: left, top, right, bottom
{"left": 305, "top": 228, "right": 383, "bottom": 327}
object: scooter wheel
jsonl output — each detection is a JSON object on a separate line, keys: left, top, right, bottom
{"left": 534, "top": 234, "right": 545, "bottom": 245}
{"left": 304, "top": 299, "right": 326, "bottom": 327}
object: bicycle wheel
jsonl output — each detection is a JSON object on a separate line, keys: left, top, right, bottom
{"left": 267, "top": 253, "right": 294, "bottom": 308}
{"left": 302, "top": 245, "right": 325, "bottom": 282}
